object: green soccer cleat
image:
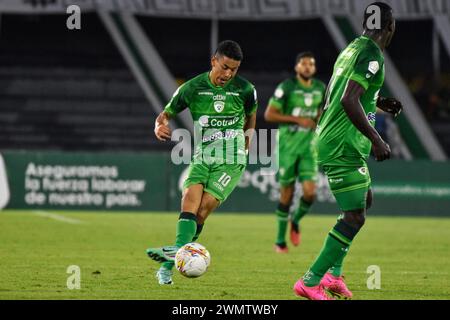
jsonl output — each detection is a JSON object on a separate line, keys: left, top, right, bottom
{"left": 146, "top": 246, "right": 178, "bottom": 263}
{"left": 156, "top": 266, "right": 173, "bottom": 285}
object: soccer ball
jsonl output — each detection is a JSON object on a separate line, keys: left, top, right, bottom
{"left": 175, "top": 242, "right": 211, "bottom": 278}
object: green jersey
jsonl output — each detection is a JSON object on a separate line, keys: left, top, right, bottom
{"left": 164, "top": 72, "right": 258, "bottom": 164}
{"left": 316, "top": 35, "right": 385, "bottom": 166}
{"left": 269, "top": 78, "right": 326, "bottom": 153}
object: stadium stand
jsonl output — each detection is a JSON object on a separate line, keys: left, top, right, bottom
{"left": 0, "top": 13, "right": 165, "bottom": 151}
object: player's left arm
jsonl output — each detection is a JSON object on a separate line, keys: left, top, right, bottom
{"left": 244, "top": 85, "right": 258, "bottom": 153}
{"left": 376, "top": 96, "right": 403, "bottom": 117}
{"left": 244, "top": 112, "right": 256, "bottom": 153}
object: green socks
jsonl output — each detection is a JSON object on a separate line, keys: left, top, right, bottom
{"left": 175, "top": 212, "right": 198, "bottom": 247}
{"left": 328, "top": 251, "right": 348, "bottom": 277}
{"left": 162, "top": 212, "right": 198, "bottom": 270}
{"left": 303, "top": 219, "right": 358, "bottom": 287}
{"left": 192, "top": 224, "right": 204, "bottom": 242}
{"left": 275, "top": 203, "right": 290, "bottom": 245}
{"left": 292, "top": 197, "right": 313, "bottom": 225}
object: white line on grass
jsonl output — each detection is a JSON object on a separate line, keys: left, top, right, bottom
{"left": 32, "top": 210, "right": 85, "bottom": 224}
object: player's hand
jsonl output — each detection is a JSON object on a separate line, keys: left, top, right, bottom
{"left": 377, "top": 97, "right": 403, "bottom": 117}
{"left": 297, "top": 118, "right": 316, "bottom": 129}
{"left": 154, "top": 123, "right": 171, "bottom": 141}
{"left": 372, "top": 138, "right": 391, "bottom": 161}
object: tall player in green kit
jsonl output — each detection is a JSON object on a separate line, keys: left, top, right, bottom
{"left": 265, "top": 52, "right": 326, "bottom": 253}
{"left": 147, "top": 41, "right": 258, "bottom": 285}
{"left": 294, "top": 2, "right": 402, "bottom": 300}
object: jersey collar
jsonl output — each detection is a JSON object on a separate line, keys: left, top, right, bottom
{"left": 206, "top": 71, "right": 231, "bottom": 90}
{"left": 360, "top": 35, "right": 382, "bottom": 52}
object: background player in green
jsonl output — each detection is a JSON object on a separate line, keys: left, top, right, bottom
{"left": 294, "top": 2, "right": 403, "bottom": 300}
{"left": 147, "top": 40, "right": 258, "bottom": 285}
{"left": 265, "top": 52, "right": 326, "bottom": 253}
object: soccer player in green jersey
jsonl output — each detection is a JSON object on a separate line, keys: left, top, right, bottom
{"left": 147, "top": 40, "right": 258, "bottom": 285}
{"left": 294, "top": 2, "right": 402, "bottom": 300}
{"left": 265, "top": 52, "right": 326, "bottom": 253}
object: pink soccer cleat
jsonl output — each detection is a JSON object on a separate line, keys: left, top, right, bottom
{"left": 274, "top": 244, "right": 288, "bottom": 253}
{"left": 290, "top": 222, "right": 301, "bottom": 246}
{"left": 321, "top": 273, "right": 353, "bottom": 299}
{"left": 293, "top": 279, "right": 334, "bottom": 300}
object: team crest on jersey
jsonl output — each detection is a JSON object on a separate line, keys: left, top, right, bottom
{"left": 214, "top": 101, "right": 225, "bottom": 113}
{"left": 213, "top": 94, "right": 226, "bottom": 113}
{"left": 358, "top": 167, "right": 367, "bottom": 175}
{"left": 304, "top": 93, "right": 313, "bottom": 107}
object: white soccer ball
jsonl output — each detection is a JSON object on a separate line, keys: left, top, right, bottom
{"left": 175, "top": 242, "right": 211, "bottom": 278}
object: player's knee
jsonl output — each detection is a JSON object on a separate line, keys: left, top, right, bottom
{"left": 342, "top": 211, "right": 366, "bottom": 230}
{"left": 280, "top": 186, "right": 294, "bottom": 206}
{"left": 182, "top": 191, "right": 201, "bottom": 211}
{"left": 302, "top": 183, "right": 316, "bottom": 203}
{"left": 302, "top": 191, "right": 316, "bottom": 203}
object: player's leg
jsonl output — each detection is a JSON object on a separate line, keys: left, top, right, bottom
{"left": 192, "top": 192, "right": 219, "bottom": 242}
{"left": 290, "top": 180, "right": 315, "bottom": 246}
{"left": 274, "top": 184, "right": 294, "bottom": 253}
{"left": 290, "top": 152, "right": 318, "bottom": 246}
{"left": 328, "top": 188, "right": 372, "bottom": 280}
{"left": 193, "top": 163, "right": 245, "bottom": 242}
{"left": 294, "top": 165, "right": 370, "bottom": 300}
{"left": 150, "top": 184, "right": 204, "bottom": 284}
{"left": 147, "top": 162, "right": 208, "bottom": 284}
{"left": 274, "top": 154, "right": 297, "bottom": 252}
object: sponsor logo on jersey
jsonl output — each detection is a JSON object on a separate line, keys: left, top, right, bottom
{"left": 368, "top": 61, "right": 379, "bottom": 74}
{"left": 198, "top": 115, "right": 240, "bottom": 128}
{"left": 226, "top": 92, "right": 240, "bottom": 96}
{"left": 202, "top": 130, "right": 240, "bottom": 143}
{"left": 213, "top": 94, "right": 226, "bottom": 101}
{"left": 329, "top": 178, "right": 343, "bottom": 184}
{"left": 358, "top": 167, "right": 367, "bottom": 175}
{"left": 198, "top": 115, "right": 209, "bottom": 127}
{"left": 198, "top": 91, "right": 213, "bottom": 96}
{"left": 367, "top": 112, "right": 376, "bottom": 122}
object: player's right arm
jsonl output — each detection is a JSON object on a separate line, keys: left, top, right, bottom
{"left": 154, "top": 111, "right": 172, "bottom": 141}
{"left": 340, "top": 80, "right": 390, "bottom": 161}
{"left": 264, "top": 82, "right": 315, "bottom": 129}
{"left": 154, "top": 82, "right": 190, "bottom": 142}
{"left": 264, "top": 105, "right": 316, "bottom": 129}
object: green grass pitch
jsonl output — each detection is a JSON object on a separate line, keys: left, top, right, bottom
{"left": 0, "top": 210, "right": 449, "bottom": 300}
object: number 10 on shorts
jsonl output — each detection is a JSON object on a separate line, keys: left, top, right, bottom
{"left": 218, "top": 173, "right": 231, "bottom": 187}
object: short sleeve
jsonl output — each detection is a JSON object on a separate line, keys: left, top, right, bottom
{"left": 164, "top": 83, "right": 189, "bottom": 116}
{"left": 244, "top": 85, "right": 258, "bottom": 116}
{"left": 268, "top": 82, "right": 287, "bottom": 110}
{"left": 349, "top": 50, "right": 383, "bottom": 90}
